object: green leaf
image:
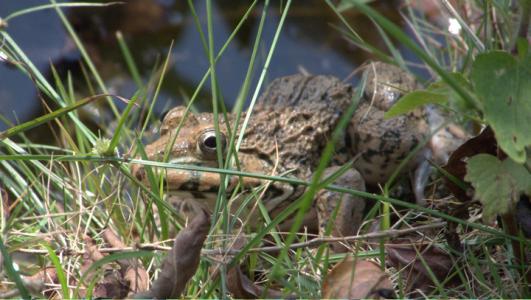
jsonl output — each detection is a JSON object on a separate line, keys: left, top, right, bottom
{"left": 516, "top": 37, "right": 529, "bottom": 61}
{"left": 429, "top": 73, "right": 477, "bottom": 113}
{"left": 465, "top": 154, "right": 531, "bottom": 222}
{"left": 471, "top": 51, "right": 531, "bottom": 163}
{"left": 384, "top": 72, "right": 474, "bottom": 119}
{"left": 384, "top": 90, "right": 447, "bottom": 118}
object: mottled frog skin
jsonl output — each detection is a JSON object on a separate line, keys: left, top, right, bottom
{"left": 350, "top": 62, "right": 429, "bottom": 185}
{"left": 132, "top": 62, "right": 430, "bottom": 244}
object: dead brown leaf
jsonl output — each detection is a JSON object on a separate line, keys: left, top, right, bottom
{"left": 91, "top": 269, "right": 129, "bottom": 299}
{"left": 79, "top": 235, "right": 105, "bottom": 286}
{"left": 227, "top": 265, "right": 262, "bottom": 299}
{"left": 208, "top": 234, "right": 288, "bottom": 299}
{"left": 124, "top": 264, "right": 149, "bottom": 296}
{"left": 223, "top": 235, "right": 260, "bottom": 299}
{"left": 226, "top": 265, "right": 293, "bottom": 299}
{"left": 3, "top": 267, "right": 58, "bottom": 298}
{"left": 322, "top": 257, "right": 395, "bottom": 299}
{"left": 133, "top": 208, "right": 210, "bottom": 299}
{"left": 79, "top": 235, "right": 129, "bottom": 299}
{"left": 386, "top": 242, "right": 454, "bottom": 295}
{"left": 102, "top": 228, "right": 149, "bottom": 295}
{"left": 443, "top": 126, "right": 498, "bottom": 203}
{"left": 441, "top": 127, "right": 499, "bottom": 250}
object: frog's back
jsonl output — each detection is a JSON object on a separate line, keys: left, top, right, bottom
{"left": 256, "top": 74, "right": 352, "bottom": 112}
{"left": 242, "top": 74, "right": 354, "bottom": 174}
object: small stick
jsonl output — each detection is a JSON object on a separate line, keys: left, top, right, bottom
{"left": 15, "top": 222, "right": 446, "bottom": 256}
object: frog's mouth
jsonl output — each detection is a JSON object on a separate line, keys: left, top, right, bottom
{"left": 164, "top": 168, "right": 226, "bottom": 192}
{"left": 132, "top": 157, "right": 263, "bottom": 194}
{"left": 165, "top": 191, "right": 219, "bottom": 214}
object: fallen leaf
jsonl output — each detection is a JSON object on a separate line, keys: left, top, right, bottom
{"left": 79, "top": 236, "right": 128, "bottom": 299}
{"left": 322, "top": 257, "right": 395, "bottom": 299}
{"left": 102, "top": 228, "right": 127, "bottom": 248}
{"left": 441, "top": 127, "right": 500, "bottom": 250}
{"left": 102, "top": 228, "right": 149, "bottom": 295}
{"left": 386, "top": 242, "right": 453, "bottom": 295}
{"left": 90, "top": 269, "right": 129, "bottom": 299}
{"left": 24, "top": 266, "right": 58, "bottom": 286}
{"left": 443, "top": 127, "right": 498, "bottom": 203}
{"left": 227, "top": 265, "right": 262, "bottom": 299}
{"left": 223, "top": 235, "right": 260, "bottom": 299}
{"left": 80, "top": 235, "right": 106, "bottom": 285}
{"left": 124, "top": 264, "right": 149, "bottom": 296}
{"left": 214, "top": 234, "right": 287, "bottom": 299}
{"left": 133, "top": 208, "right": 210, "bottom": 299}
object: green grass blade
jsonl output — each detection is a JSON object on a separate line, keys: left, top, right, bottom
{"left": 0, "top": 236, "right": 30, "bottom": 298}
{"left": 4, "top": 2, "right": 123, "bottom": 22}
{"left": 0, "top": 94, "right": 105, "bottom": 139}
{"left": 50, "top": 0, "right": 120, "bottom": 118}
{"left": 106, "top": 91, "right": 140, "bottom": 155}
{"left": 206, "top": 0, "right": 228, "bottom": 231}
{"left": 116, "top": 31, "right": 143, "bottom": 88}
{"left": 236, "top": 0, "right": 289, "bottom": 150}
{"left": 1, "top": 32, "right": 97, "bottom": 143}
{"left": 42, "top": 243, "right": 70, "bottom": 299}
{"left": 140, "top": 41, "right": 174, "bottom": 135}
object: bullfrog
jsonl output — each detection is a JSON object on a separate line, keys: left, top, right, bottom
{"left": 131, "top": 62, "right": 431, "bottom": 242}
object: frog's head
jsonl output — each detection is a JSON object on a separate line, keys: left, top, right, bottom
{"left": 131, "top": 106, "right": 266, "bottom": 194}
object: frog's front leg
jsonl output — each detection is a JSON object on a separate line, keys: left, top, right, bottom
{"left": 315, "top": 166, "right": 366, "bottom": 252}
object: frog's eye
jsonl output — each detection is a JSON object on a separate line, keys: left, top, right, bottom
{"left": 160, "top": 109, "right": 170, "bottom": 122}
{"left": 159, "top": 110, "right": 172, "bottom": 135}
{"left": 197, "top": 129, "right": 226, "bottom": 159}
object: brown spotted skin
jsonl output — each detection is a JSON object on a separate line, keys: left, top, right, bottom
{"left": 348, "top": 62, "right": 429, "bottom": 184}
{"left": 133, "top": 63, "right": 431, "bottom": 241}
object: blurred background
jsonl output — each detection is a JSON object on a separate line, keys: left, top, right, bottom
{"left": 0, "top": 0, "right": 438, "bottom": 132}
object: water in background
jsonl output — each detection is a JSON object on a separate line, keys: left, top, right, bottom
{"left": 0, "top": 0, "right": 404, "bottom": 132}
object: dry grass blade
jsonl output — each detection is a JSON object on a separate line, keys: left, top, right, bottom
{"left": 387, "top": 241, "right": 454, "bottom": 295}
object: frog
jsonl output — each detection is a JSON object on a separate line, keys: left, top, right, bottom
{"left": 131, "top": 62, "right": 432, "bottom": 247}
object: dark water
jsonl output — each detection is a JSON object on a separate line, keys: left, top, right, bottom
{"left": 0, "top": 0, "right": 403, "bottom": 132}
